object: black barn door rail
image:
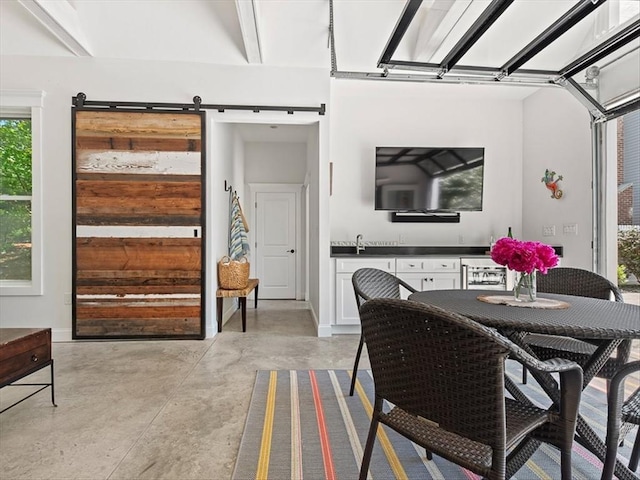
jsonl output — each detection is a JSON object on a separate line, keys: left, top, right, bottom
{"left": 72, "top": 92, "right": 325, "bottom": 115}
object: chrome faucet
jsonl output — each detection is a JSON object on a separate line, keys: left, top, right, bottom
{"left": 356, "top": 234, "right": 365, "bottom": 254}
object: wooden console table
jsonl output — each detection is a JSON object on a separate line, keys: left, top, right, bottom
{"left": 0, "top": 328, "right": 56, "bottom": 413}
{"left": 216, "top": 279, "right": 259, "bottom": 332}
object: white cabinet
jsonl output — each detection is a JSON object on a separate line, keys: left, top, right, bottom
{"left": 335, "top": 258, "right": 394, "bottom": 325}
{"left": 396, "top": 257, "right": 460, "bottom": 298}
{"left": 333, "top": 257, "right": 460, "bottom": 324}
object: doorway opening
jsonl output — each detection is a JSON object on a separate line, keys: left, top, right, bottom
{"left": 614, "top": 110, "right": 640, "bottom": 305}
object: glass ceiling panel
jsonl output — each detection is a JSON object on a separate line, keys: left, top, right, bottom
{"left": 391, "top": 0, "right": 582, "bottom": 67}
{"left": 407, "top": 0, "right": 488, "bottom": 65}
{"left": 372, "top": 0, "right": 639, "bottom": 118}
{"left": 521, "top": 0, "right": 640, "bottom": 70}
{"left": 389, "top": 0, "right": 638, "bottom": 73}
{"left": 456, "top": 0, "right": 581, "bottom": 68}
{"left": 569, "top": 38, "right": 640, "bottom": 110}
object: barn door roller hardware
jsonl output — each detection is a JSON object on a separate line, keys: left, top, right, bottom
{"left": 72, "top": 92, "right": 325, "bottom": 115}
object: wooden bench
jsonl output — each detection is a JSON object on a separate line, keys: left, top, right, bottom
{"left": 216, "top": 278, "right": 259, "bottom": 332}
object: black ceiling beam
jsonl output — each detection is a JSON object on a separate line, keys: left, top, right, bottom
{"left": 605, "top": 97, "right": 640, "bottom": 121}
{"left": 499, "top": 0, "right": 607, "bottom": 77}
{"left": 378, "top": 0, "right": 423, "bottom": 66}
{"left": 438, "top": 0, "right": 514, "bottom": 75}
{"left": 559, "top": 20, "right": 640, "bottom": 79}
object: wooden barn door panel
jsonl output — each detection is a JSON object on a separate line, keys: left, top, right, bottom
{"left": 73, "top": 110, "right": 205, "bottom": 339}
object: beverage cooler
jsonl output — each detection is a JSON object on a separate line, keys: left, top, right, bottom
{"left": 460, "top": 258, "right": 512, "bottom": 291}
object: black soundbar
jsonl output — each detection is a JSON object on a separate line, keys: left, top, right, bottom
{"left": 390, "top": 212, "right": 461, "bottom": 223}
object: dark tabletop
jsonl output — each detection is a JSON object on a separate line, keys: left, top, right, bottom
{"left": 408, "top": 290, "right": 640, "bottom": 340}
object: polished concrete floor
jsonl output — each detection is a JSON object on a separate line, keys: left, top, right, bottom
{"left": 0, "top": 301, "right": 364, "bottom": 480}
{"left": 1, "top": 297, "right": 638, "bottom": 480}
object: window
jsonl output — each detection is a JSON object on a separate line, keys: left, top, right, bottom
{"left": 0, "top": 91, "right": 44, "bottom": 295}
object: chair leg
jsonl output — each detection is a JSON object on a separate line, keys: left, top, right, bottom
{"left": 560, "top": 447, "right": 572, "bottom": 480}
{"left": 359, "top": 401, "right": 381, "bottom": 480}
{"left": 629, "top": 428, "right": 640, "bottom": 472}
{"left": 522, "top": 365, "right": 528, "bottom": 384}
{"left": 349, "top": 335, "right": 365, "bottom": 396}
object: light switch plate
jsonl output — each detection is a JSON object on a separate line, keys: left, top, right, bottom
{"left": 542, "top": 225, "right": 556, "bottom": 236}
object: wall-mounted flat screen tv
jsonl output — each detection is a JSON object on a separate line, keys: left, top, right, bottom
{"left": 375, "top": 147, "right": 485, "bottom": 212}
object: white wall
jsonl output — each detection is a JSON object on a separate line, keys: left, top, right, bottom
{"left": 245, "top": 142, "right": 307, "bottom": 184}
{"left": 329, "top": 80, "right": 527, "bottom": 246}
{"left": 522, "top": 87, "right": 593, "bottom": 269}
{"left": 0, "top": 54, "right": 599, "bottom": 339}
{"left": 208, "top": 121, "right": 243, "bottom": 335}
{"left": 0, "top": 55, "right": 329, "bottom": 340}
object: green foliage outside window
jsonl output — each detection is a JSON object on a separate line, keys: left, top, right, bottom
{"left": 0, "top": 119, "right": 32, "bottom": 280}
{"left": 618, "top": 228, "right": 640, "bottom": 281}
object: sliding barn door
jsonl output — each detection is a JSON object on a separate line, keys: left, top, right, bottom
{"left": 72, "top": 109, "right": 205, "bottom": 339}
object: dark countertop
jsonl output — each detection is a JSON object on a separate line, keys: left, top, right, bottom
{"left": 330, "top": 245, "right": 564, "bottom": 257}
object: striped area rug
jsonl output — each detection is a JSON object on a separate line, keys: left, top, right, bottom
{"left": 232, "top": 363, "right": 637, "bottom": 480}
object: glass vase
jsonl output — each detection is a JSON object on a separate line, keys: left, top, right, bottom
{"left": 514, "top": 271, "right": 537, "bottom": 302}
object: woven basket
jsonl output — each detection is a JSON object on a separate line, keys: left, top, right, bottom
{"left": 218, "top": 256, "right": 250, "bottom": 289}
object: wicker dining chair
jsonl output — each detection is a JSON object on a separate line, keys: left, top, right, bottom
{"left": 358, "top": 298, "right": 583, "bottom": 480}
{"left": 521, "top": 267, "right": 627, "bottom": 385}
{"left": 349, "top": 268, "right": 417, "bottom": 397}
{"left": 601, "top": 360, "right": 640, "bottom": 480}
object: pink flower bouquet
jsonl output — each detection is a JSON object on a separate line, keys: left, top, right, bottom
{"left": 490, "top": 237, "right": 559, "bottom": 274}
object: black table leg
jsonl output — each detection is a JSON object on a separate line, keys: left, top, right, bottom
{"left": 240, "top": 296, "right": 247, "bottom": 332}
{"left": 217, "top": 297, "right": 223, "bottom": 332}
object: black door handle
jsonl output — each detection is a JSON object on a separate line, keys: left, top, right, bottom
{"left": 288, "top": 249, "right": 295, "bottom": 253}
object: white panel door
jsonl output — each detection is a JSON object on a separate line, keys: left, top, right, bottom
{"left": 256, "top": 192, "right": 296, "bottom": 298}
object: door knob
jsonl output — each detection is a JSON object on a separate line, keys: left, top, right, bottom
{"left": 288, "top": 249, "right": 295, "bottom": 253}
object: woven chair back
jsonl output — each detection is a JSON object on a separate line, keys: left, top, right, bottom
{"left": 352, "top": 268, "right": 414, "bottom": 307}
{"left": 359, "top": 298, "right": 511, "bottom": 448}
{"left": 538, "top": 267, "right": 623, "bottom": 302}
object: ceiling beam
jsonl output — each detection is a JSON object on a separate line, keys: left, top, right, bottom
{"left": 437, "top": 0, "right": 513, "bottom": 76}
{"left": 18, "top": 0, "right": 92, "bottom": 57}
{"left": 499, "top": 0, "right": 606, "bottom": 77}
{"left": 378, "top": 0, "right": 423, "bottom": 66}
{"left": 235, "top": 0, "right": 263, "bottom": 64}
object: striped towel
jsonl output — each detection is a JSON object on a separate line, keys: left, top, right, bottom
{"left": 229, "top": 193, "right": 250, "bottom": 260}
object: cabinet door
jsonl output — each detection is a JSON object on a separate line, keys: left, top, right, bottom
{"left": 335, "top": 273, "right": 360, "bottom": 325}
{"left": 396, "top": 273, "right": 428, "bottom": 298}
{"left": 427, "top": 273, "right": 459, "bottom": 290}
{"left": 397, "top": 272, "right": 459, "bottom": 297}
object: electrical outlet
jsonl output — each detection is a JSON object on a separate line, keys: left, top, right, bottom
{"left": 563, "top": 223, "right": 578, "bottom": 235}
{"left": 458, "top": 235, "right": 464, "bottom": 244}
{"left": 398, "top": 234, "right": 406, "bottom": 244}
{"left": 542, "top": 225, "right": 556, "bottom": 236}
{"left": 64, "top": 293, "right": 72, "bottom": 305}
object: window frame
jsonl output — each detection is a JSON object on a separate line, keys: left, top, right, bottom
{"left": 0, "top": 90, "right": 44, "bottom": 296}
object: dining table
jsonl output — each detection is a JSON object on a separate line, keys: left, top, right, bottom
{"left": 408, "top": 288, "right": 640, "bottom": 480}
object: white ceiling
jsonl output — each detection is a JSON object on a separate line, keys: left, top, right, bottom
{"left": 0, "top": 0, "right": 337, "bottom": 68}
{"left": 1, "top": 0, "right": 554, "bottom": 139}
{"left": 235, "top": 123, "right": 313, "bottom": 143}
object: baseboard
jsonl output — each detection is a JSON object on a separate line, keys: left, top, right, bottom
{"left": 52, "top": 328, "right": 72, "bottom": 342}
{"left": 331, "top": 324, "right": 361, "bottom": 335}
